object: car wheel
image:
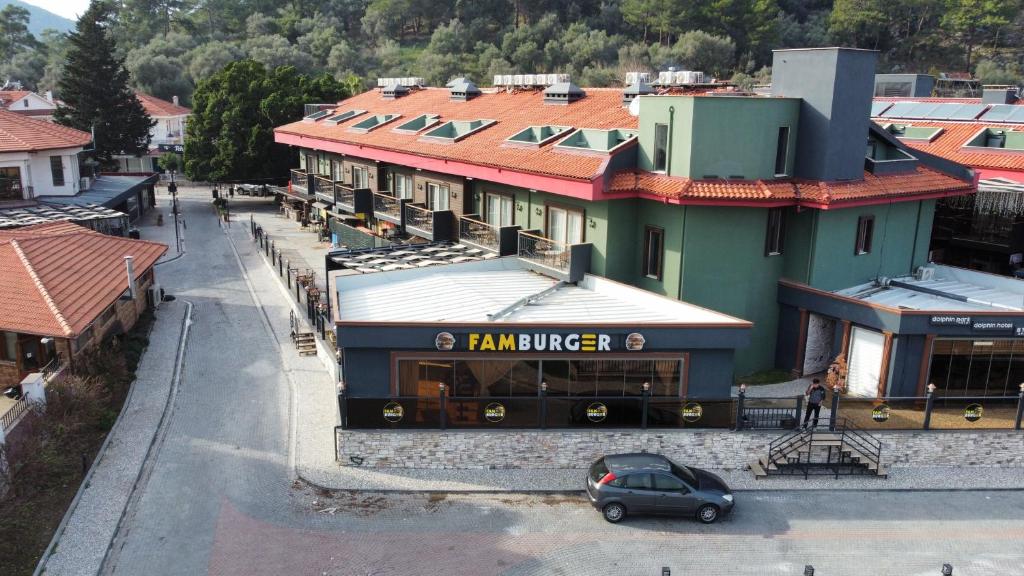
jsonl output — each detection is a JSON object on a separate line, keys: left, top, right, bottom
{"left": 697, "top": 504, "right": 719, "bottom": 524}
{"left": 602, "top": 502, "right": 626, "bottom": 523}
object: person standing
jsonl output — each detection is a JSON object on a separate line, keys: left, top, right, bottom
{"left": 803, "top": 378, "right": 827, "bottom": 429}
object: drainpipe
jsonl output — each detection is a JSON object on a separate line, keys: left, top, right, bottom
{"left": 666, "top": 106, "right": 675, "bottom": 176}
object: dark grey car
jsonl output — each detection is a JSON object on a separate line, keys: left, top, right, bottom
{"left": 586, "top": 453, "right": 734, "bottom": 523}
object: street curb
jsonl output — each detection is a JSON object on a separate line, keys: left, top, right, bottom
{"left": 32, "top": 303, "right": 190, "bottom": 576}
{"left": 95, "top": 301, "right": 193, "bottom": 575}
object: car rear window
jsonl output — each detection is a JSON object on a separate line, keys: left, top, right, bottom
{"left": 670, "top": 461, "right": 698, "bottom": 485}
{"left": 589, "top": 458, "right": 609, "bottom": 482}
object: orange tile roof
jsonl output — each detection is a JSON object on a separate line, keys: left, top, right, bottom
{"left": 0, "top": 90, "right": 31, "bottom": 107}
{"left": 275, "top": 87, "right": 637, "bottom": 181}
{"left": 609, "top": 165, "right": 973, "bottom": 206}
{"left": 135, "top": 91, "right": 191, "bottom": 117}
{"left": 0, "top": 222, "right": 167, "bottom": 337}
{"left": 873, "top": 119, "right": 1024, "bottom": 173}
{"left": 0, "top": 109, "right": 92, "bottom": 152}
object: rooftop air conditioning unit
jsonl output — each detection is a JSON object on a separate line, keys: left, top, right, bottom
{"left": 502, "top": 74, "right": 514, "bottom": 86}
{"left": 523, "top": 74, "right": 536, "bottom": 85}
{"left": 657, "top": 71, "right": 673, "bottom": 85}
{"left": 625, "top": 72, "right": 638, "bottom": 85}
{"left": 673, "top": 71, "right": 689, "bottom": 85}
{"left": 556, "top": 73, "right": 570, "bottom": 83}
{"left": 493, "top": 75, "right": 504, "bottom": 86}
{"left": 638, "top": 72, "right": 651, "bottom": 83}
{"left": 546, "top": 73, "right": 558, "bottom": 85}
{"left": 534, "top": 73, "right": 546, "bottom": 85}
{"left": 914, "top": 267, "right": 936, "bottom": 281}
{"left": 513, "top": 74, "right": 524, "bottom": 85}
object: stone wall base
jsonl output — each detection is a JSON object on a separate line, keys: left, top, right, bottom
{"left": 336, "top": 429, "right": 1024, "bottom": 470}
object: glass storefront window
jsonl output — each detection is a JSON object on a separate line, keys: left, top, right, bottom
{"left": 928, "top": 339, "right": 1023, "bottom": 396}
{"left": 400, "top": 357, "right": 684, "bottom": 398}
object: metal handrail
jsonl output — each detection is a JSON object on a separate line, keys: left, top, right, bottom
{"left": 290, "top": 169, "right": 308, "bottom": 190}
{"left": 404, "top": 203, "right": 433, "bottom": 233}
{"left": 0, "top": 397, "right": 31, "bottom": 431}
{"left": 517, "top": 230, "right": 570, "bottom": 272}
{"left": 372, "top": 192, "right": 402, "bottom": 218}
{"left": 459, "top": 215, "right": 499, "bottom": 251}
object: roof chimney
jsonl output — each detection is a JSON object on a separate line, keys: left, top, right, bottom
{"left": 172, "top": 95, "right": 179, "bottom": 106}
{"left": 449, "top": 80, "right": 481, "bottom": 102}
{"left": 124, "top": 256, "right": 136, "bottom": 300}
{"left": 982, "top": 86, "right": 1018, "bottom": 105}
{"left": 771, "top": 47, "right": 878, "bottom": 182}
{"left": 543, "top": 82, "right": 585, "bottom": 105}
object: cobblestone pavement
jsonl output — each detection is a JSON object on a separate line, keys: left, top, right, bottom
{"left": 43, "top": 188, "right": 1024, "bottom": 576}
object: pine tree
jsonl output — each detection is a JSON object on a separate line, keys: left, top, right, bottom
{"left": 54, "top": 1, "right": 154, "bottom": 168}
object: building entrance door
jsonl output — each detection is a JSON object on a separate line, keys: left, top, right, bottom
{"left": 846, "top": 327, "right": 885, "bottom": 397}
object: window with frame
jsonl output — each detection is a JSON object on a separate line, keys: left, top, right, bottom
{"left": 390, "top": 172, "right": 413, "bottom": 199}
{"left": 50, "top": 156, "right": 65, "bottom": 186}
{"left": 765, "top": 207, "right": 785, "bottom": 256}
{"left": 331, "top": 160, "right": 344, "bottom": 182}
{"left": 774, "top": 126, "right": 790, "bottom": 177}
{"left": 546, "top": 205, "right": 584, "bottom": 246}
{"left": 1, "top": 332, "right": 16, "bottom": 362}
{"left": 0, "top": 166, "right": 22, "bottom": 201}
{"left": 643, "top": 226, "right": 664, "bottom": 279}
{"left": 485, "top": 192, "right": 514, "bottom": 226}
{"left": 855, "top": 215, "right": 874, "bottom": 255}
{"left": 426, "top": 182, "right": 450, "bottom": 210}
{"left": 351, "top": 165, "right": 369, "bottom": 189}
{"left": 653, "top": 123, "right": 669, "bottom": 172}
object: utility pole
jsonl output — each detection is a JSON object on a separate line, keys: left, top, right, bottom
{"left": 169, "top": 170, "right": 181, "bottom": 253}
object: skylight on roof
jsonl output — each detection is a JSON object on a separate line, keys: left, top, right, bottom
{"left": 393, "top": 114, "right": 441, "bottom": 134}
{"left": 883, "top": 123, "right": 944, "bottom": 142}
{"left": 420, "top": 119, "right": 496, "bottom": 143}
{"left": 505, "top": 125, "right": 572, "bottom": 147}
{"left": 553, "top": 128, "right": 638, "bottom": 154}
{"left": 964, "top": 127, "right": 1024, "bottom": 152}
{"left": 323, "top": 109, "right": 366, "bottom": 125}
{"left": 302, "top": 109, "right": 332, "bottom": 122}
{"left": 349, "top": 114, "right": 402, "bottom": 133}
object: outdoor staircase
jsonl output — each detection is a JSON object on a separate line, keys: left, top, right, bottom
{"left": 293, "top": 331, "right": 317, "bottom": 356}
{"left": 750, "top": 419, "right": 887, "bottom": 479}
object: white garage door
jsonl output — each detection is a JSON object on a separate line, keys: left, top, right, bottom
{"left": 846, "top": 327, "right": 885, "bottom": 398}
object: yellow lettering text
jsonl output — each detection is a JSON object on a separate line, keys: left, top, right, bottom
{"left": 498, "top": 334, "right": 516, "bottom": 351}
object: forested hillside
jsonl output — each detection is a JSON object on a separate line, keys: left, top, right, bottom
{"left": 2, "top": 0, "right": 1023, "bottom": 106}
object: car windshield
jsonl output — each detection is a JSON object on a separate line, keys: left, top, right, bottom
{"left": 669, "top": 460, "right": 697, "bottom": 485}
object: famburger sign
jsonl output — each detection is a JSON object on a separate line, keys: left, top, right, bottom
{"left": 434, "top": 331, "right": 647, "bottom": 352}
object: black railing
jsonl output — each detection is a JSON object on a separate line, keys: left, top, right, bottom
{"left": 459, "top": 215, "right": 499, "bottom": 252}
{"left": 766, "top": 418, "right": 883, "bottom": 479}
{"left": 372, "top": 192, "right": 403, "bottom": 221}
{"left": 404, "top": 203, "right": 433, "bottom": 236}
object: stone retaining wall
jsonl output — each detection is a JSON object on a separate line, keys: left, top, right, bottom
{"left": 336, "top": 429, "right": 1024, "bottom": 470}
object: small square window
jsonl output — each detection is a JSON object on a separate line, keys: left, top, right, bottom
{"left": 855, "top": 215, "right": 874, "bottom": 255}
{"left": 643, "top": 226, "right": 664, "bottom": 280}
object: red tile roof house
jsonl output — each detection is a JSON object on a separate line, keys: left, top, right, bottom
{"left": 115, "top": 92, "right": 191, "bottom": 173}
{"left": 0, "top": 108, "right": 93, "bottom": 207}
{"left": 0, "top": 89, "right": 58, "bottom": 121}
{"left": 0, "top": 222, "right": 166, "bottom": 390}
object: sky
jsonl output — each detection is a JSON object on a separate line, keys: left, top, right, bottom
{"left": 20, "top": 0, "right": 88, "bottom": 20}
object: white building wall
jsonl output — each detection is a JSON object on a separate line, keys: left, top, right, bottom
{"left": 151, "top": 114, "right": 188, "bottom": 144}
{"left": 0, "top": 147, "right": 83, "bottom": 198}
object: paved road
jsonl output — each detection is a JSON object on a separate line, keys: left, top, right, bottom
{"left": 99, "top": 190, "right": 1024, "bottom": 576}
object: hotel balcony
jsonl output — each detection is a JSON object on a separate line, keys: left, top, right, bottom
{"left": 458, "top": 214, "right": 520, "bottom": 255}
{"left": 334, "top": 183, "right": 373, "bottom": 215}
{"left": 312, "top": 174, "right": 335, "bottom": 203}
{"left": 516, "top": 230, "right": 592, "bottom": 282}
{"left": 404, "top": 203, "right": 454, "bottom": 241}
{"left": 290, "top": 169, "right": 308, "bottom": 193}
{"left": 372, "top": 191, "right": 407, "bottom": 225}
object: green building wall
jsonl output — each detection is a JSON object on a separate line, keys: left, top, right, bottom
{"left": 637, "top": 96, "right": 800, "bottom": 180}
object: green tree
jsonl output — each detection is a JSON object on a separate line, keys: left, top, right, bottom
{"left": 54, "top": 1, "right": 155, "bottom": 168}
{"left": 125, "top": 33, "right": 197, "bottom": 104}
{"left": 184, "top": 59, "right": 351, "bottom": 182}
{"left": 942, "top": 0, "right": 1022, "bottom": 71}
{"left": 671, "top": 30, "right": 736, "bottom": 77}
{"left": 158, "top": 151, "right": 182, "bottom": 172}
{"left": 0, "top": 5, "right": 41, "bottom": 58}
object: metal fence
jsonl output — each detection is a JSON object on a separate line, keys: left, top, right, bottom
{"left": 372, "top": 192, "right": 402, "bottom": 220}
{"left": 404, "top": 203, "right": 433, "bottom": 234}
{"left": 0, "top": 398, "right": 33, "bottom": 433}
{"left": 342, "top": 388, "right": 1024, "bottom": 431}
{"left": 459, "top": 215, "right": 499, "bottom": 252}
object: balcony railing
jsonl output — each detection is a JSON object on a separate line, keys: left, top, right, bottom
{"left": 404, "top": 203, "right": 434, "bottom": 236}
{"left": 518, "top": 230, "right": 570, "bottom": 273}
{"left": 459, "top": 215, "right": 499, "bottom": 252}
{"left": 290, "top": 169, "right": 308, "bottom": 192}
{"left": 335, "top": 183, "right": 355, "bottom": 209}
{"left": 372, "top": 191, "right": 403, "bottom": 222}
{"left": 313, "top": 175, "right": 334, "bottom": 197}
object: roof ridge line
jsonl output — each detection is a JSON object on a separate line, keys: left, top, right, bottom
{"left": 10, "top": 238, "right": 73, "bottom": 337}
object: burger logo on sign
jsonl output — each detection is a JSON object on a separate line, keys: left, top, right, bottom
{"left": 383, "top": 401, "right": 404, "bottom": 423}
{"left": 435, "top": 332, "right": 455, "bottom": 351}
{"left": 484, "top": 402, "right": 506, "bottom": 423}
{"left": 871, "top": 403, "right": 891, "bottom": 423}
{"left": 681, "top": 402, "right": 703, "bottom": 423}
{"left": 586, "top": 402, "right": 608, "bottom": 423}
{"left": 625, "top": 333, "right": 646, "bottom": 351}
{"left": 964, "top": 403, "right": 984, "bottom": 423}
